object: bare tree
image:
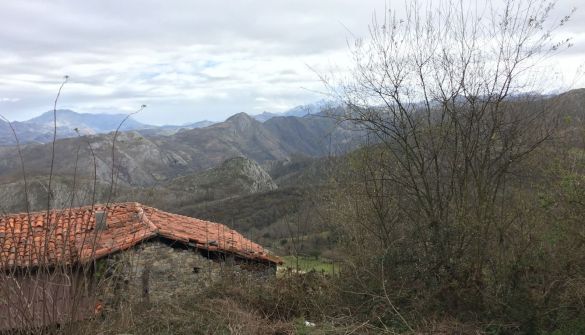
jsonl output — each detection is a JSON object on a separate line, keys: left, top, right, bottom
{"left": 323, "top": 0, "right": 577, "bottom": 329}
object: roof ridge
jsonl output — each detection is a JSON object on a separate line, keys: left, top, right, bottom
{"left": 140, "top": 205, "right": 220, "bottom": 226}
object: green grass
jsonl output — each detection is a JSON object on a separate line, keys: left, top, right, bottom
{"left": 279, "top": 255, "right": 339, "bottom": 274}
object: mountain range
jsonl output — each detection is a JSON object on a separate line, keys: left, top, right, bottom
{"left": 0, "top": 108, "right": 357, "bottom": 188}
{"left": 252, "top": 100, "right": 334, "bottom": 122}
{"left": 0, "top": 100, "right": 337, "bottom": 146}
{"left": 0, "top": 89, "right": 582, "bottom": 251}
{"left": 0, "top": 109, "right": 217, "bottom": 145}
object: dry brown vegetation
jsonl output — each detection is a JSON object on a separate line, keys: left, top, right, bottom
{"left": 314, "top": 0, "right": 585, "bottom": 333}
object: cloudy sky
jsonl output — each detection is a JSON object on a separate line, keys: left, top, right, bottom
{"left": 0, "top": 0, "right": 583, "bottom": 125}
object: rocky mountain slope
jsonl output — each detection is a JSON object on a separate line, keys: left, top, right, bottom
{"left": 1, "top": 90, "right": 582, "bottom": 190}
{"left": 166, "top": 156, "right": 277, "bottom": 200}
{"left": 0, "top": 111, "right": 355, "bottom": 187}
{"left": 0, "top": 156, "right": 278, "bottom": 214}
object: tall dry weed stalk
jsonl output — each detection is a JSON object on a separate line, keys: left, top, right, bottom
{"left": 0, "top": 76, "right": 149, "bottom": 334}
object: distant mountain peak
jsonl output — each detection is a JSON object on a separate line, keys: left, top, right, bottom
{"left": 252, "top": 100, "right": 339, "bottom": 122}
{"left": 226, "top": 112, "right": 253, "bottom": 122}
{"left": 224, "top": 112, "right": 258, "bottom": 131}
{"left": 32, "top": 109, "right": 127, "bottom": 120}
{"left": 27, "top": 109, "right": 148, "bottom": 133}
{"left": 37, "top": 109, "right": 74, "bottom": 116}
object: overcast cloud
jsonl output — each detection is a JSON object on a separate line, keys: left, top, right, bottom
{"left": 0, "top": 0, "right": 583, "bottom": 125}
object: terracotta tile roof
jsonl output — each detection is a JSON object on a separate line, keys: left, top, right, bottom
{"left": 143, "top": 207, "right": 281, "bottom": 264}
{"left": 0, "top": 202, "right": 281, "bottom": 270}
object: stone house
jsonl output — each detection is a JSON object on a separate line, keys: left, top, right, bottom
{"left": 0, "top": 202, "right": 281, "bottom": 331}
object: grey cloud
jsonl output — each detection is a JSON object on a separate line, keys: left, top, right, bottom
{"left": 0, "top": 0, "right": 582, "bottom": 125}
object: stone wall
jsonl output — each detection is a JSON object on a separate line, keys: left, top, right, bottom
{"left": 100, "top": 239, "right": 273, "bottom": 306}
{"left": 123, "top": 240, "right": 219, "bottom": 303}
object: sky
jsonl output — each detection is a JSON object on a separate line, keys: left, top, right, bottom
{"left": 0, "top": 0, "right": 583, "bottom": 125}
